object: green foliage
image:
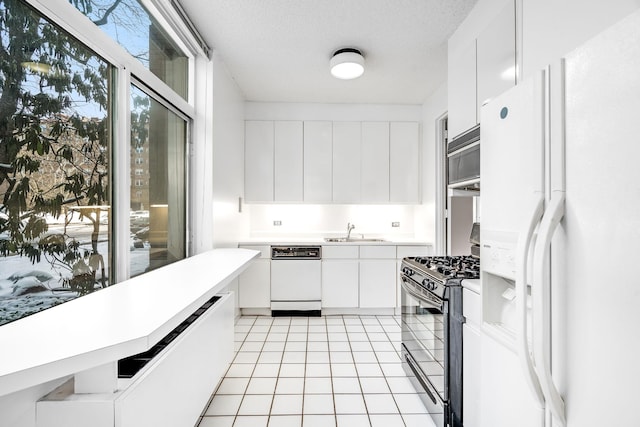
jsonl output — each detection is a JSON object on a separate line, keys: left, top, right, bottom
{"left": 0, "top": 0, "right": 111, "bottom": 289}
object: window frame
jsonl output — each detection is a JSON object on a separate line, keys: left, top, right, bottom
{"left": 22, "top": 0, "right": 206, "bottom": 283}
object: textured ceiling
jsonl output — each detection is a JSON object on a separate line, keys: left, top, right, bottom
{"left": 179, "top": 0, "right": 478, "bottom": 104}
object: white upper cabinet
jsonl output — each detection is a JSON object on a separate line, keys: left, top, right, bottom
{"left": 477, "top": 0, "right": 516, "bottom": 112}
{"left": 245, "top": 120, "right": 419, "bottom": 204}
{"left": 245, "top": 121, "right": 274, "bottom": 202}
{"left": 361, "top": 122, "right": 390, "bottom": 203}
{"left": 448, "top": 0, "right": 516, "bottom": 139}
{"left": 303, "top": 121, "right": 333, "bottom": 202}
{"left": 390, "top": 122, "right": 420, "bottom": 203}
{"left": 448, "top": 39, "right": 478, "bottom": 139}
{"left": 332, "top": 121, "right": 361, "bottom": 203}
{"left": 274, "top": 121, "right": 303, "bottom": 202}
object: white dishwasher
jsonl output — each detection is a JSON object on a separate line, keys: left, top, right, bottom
{"left": 270, "top": 246, "right": 321, "bottom": 315}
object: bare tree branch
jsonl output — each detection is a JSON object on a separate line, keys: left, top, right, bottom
{"left": 91, "top": 0, "right": 124, "bottom": 26}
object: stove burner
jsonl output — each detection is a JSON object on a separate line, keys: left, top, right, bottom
{"left": 401, "top": 255, "right": 480, "bottom": 297}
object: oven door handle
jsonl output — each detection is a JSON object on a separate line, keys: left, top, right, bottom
{"left": 403, "top": 345, "right": 444, "bottom": 407}
{"left": 401, "top": 276, "right": 443, "bottom": 311}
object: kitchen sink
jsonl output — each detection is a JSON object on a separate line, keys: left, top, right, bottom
{"left": 324, "top": 237, "right": 387, "bottom": 243}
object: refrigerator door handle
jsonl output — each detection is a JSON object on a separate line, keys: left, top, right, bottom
{"left": 515, "top": 192, "right": 545, "bottom": 408}
{"left": 532, "top": 190, "right": 566, "bottom": 426}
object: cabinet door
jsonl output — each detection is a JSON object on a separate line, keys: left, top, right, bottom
{"left": 359, "top": 260, "right": 396, "bottom": 308}
{"left": 448, "top": 39, "right": 478, "bottom": 139}
{"left": 361, "top": 122, "right": 389, "bottom": 202}
{"left": 462, "top": 287, "right": 482, "bottom": 426}
{"left": 480, "top": 333, "right": 541, "bottom": 427}
{"left": 477, "top": 0, "right": 516, "bottom": 112}
{"left": 322, "top": 260, "right": 359, "bottom": 308}
{"left": 463, "top": 324, "right": 482, "bottom": 427}
{"left": 274, "top": 121, "right": 303, "bottom": 201}
{"left": 245, "top": 121, "right": 274, "bottom": 202}
{"left": 238, "top": 260, "right": 270, "bottom": 308}
{"left": 304, "top": 121, "right": 332, "bottom": 202}
{"left": 332, "top": 122, "right": 361, "bottom": 202}
{"left": 390, "top": 122, "right": 420, "bottom": 203}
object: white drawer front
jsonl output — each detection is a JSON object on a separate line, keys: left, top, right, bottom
{"left": 359, "top": 245, "right": 396, "bottom": 259}
{"left": 322, "top": 245, "right": 359, "bottom": 259}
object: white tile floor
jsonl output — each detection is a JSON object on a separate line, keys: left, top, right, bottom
{"left": 196, "top": 315, "right": 437, "bottom": 427}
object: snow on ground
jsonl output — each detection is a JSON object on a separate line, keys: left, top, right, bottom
{"left": 1, "top": 212, "right": 152, "bottom": 326}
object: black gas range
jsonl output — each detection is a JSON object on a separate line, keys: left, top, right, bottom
{"left": 401, "top": 255, "right": 480, "bottom": 300}
{"left": 400, "top": 224, "right": 480, "bottom": 427}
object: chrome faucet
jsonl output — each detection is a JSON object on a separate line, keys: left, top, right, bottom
{"left": 346, "top": 223, "right": 355, "bottom": 239}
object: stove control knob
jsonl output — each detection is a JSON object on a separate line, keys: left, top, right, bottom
{"left": 422, "top": 279, "right": 434, "bottom": 290}
{"left": 403, "top": 267, "right": 413, "bottom": 276}
{"left": 431, "top": 282, "right": 438, "bottom": 291}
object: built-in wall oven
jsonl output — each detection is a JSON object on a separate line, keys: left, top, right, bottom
{"left": 448, "top": 124, "right": 480, "bottom": 191}
{"left": 400, "top": 224, "right": 480, "bottom": 427}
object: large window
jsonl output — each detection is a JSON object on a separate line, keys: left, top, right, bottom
{"left": 0, "top": 0, "right": 111, "bottom": 325}
{"left": 0, "top": 0, "right": 196, "bottom": 326}
{"left": 129, "top": 84, "right": 186, "bottom": 277}
{"left": 70, "top": 0, "right": 189, "bottom": 99}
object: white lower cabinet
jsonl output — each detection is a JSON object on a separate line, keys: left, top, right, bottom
{"left": 321, "top": 245, "right": 359, "bottom": 309}
{"left": 239, "top": 243, "right": 432, "bottom": 312}
{"left": 463, "top": 324, "right": 482, "bottom": 427}
{"left": 463, "top": 287, "right": 482, "bottom": 427}
{"left": 359, "top": 259, "right": 396, "bottom": 308}
{"left": 359, "top": 245, "right": 397, "bottom": 309}
{"left": 36, "top": 293, "right": 235, "bottom": 427}
{"left": 238, "top": 245, "right": 270, "bottom": 308}
{"left": 480, "top": 333, "right": 541, "bottom": 427}
{"left": 322, "top": 260, "right": 359, "bottom": 308}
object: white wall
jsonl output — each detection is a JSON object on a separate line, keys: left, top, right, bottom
{"left": 211, "top": 53, "right": 250, "bottom": 248}
{"left": 418, "top": 82, "right": 448, "bottom": 250}
{"left": 247, "top": 204, "right": 419, "bottom": 240}
{"left": 245, "top": 102, "right": 422, "bottom": 122}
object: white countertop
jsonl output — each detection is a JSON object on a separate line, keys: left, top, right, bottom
{"left": 239, "top": 237, "right": 433, "bottom": 246}
{"left": 462, "top": 278, "right": 481, "bottom": 294}
{"left": 0, "top": 248, "right": 259, "bottom": 397}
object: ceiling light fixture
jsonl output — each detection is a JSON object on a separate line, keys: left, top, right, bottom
{"left": 330, "top": 48, "right": 365, "bottom": 80}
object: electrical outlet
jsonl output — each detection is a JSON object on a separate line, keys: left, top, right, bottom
{"left": 273, "top": 220, "right": 282, "bottom": 226}
{"left": 392, "top": 222, "right": 400, "bottom": 227}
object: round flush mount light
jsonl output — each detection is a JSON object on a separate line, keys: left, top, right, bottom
{"left": 330, "top": 48, "right": 365, "bottom": 80}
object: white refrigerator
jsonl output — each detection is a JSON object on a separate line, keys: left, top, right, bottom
{"left": 478, "top": 8, "right": 640, "bottom": 427}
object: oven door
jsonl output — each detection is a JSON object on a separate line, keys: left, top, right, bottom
{"left": 401, "top": 275, "right": 447, "bottom": 427}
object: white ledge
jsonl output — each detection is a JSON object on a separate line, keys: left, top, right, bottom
{"left": 0, "top": 248, "right": 259, "bottom": 397}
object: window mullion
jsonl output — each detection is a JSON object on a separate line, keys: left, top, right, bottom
{"left": 114, "top": 68, "right": 133, "bottom": 283}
